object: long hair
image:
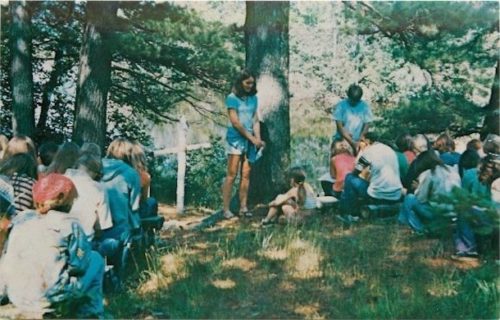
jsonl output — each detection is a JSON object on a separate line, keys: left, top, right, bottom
{"left": 80, "top": 142, "right": 102, "bottom": 158}
{"left": 0, "top": 134, "right": 8, "bottom": 161}
{"left": 106, "top": 138, "right": 134, "bottom": 166}
{"left": 413, "top": 150, "right": 445, "bottom": 178}
{"left": 232, "top": 69, "right": 257, "bottom": 98}
{"left": 331, "top": 139, "right": 353, "bottom": 157}
{"left": 76, "top": 153, "right": 103, "bottom": 181}
{"left": 434, "top": 133, "right": 455, "bottom": 153}
{"left": 4, "top": 135, "right": 36, "bottom": 161}
{"left": 289, "top": 167, "right": 307, "bottom": 206}
{"left": 395, "top": 133, "right": 413, "bottom": 152}
{"left": 46, "top": 142, "right": 80, "bottom": 174}
{"left": 130, "top": 141, "right": 147, "bottom": 172}
{"left": 0, "top": 153, "right": 37, "bottom": 179}
{"left": 478, "top": 154, "right": 500, "bottom": 186}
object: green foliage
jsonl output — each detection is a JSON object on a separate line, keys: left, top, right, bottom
{"left": 375, "top": 89, "right": 483, "bottom": 139}
{"left": 149, "top": 137, "right": 227, "bottom": 208}
{"left": 291, "top": 136, "right": 331, "bottom": 193}
{"left": 429, "top": 187, "right": 499, "bottom": 236}
{"left": 185, "top": 137, "right": 226, "bottom": 208}
{"left": 111, "top": 1, "right": 243, "bottom": 125}
{"left": 1, "top": 0, "right": 242, "bottom": 143}
{"left": 150, "top": 155, "right": 177, "bottom": 205}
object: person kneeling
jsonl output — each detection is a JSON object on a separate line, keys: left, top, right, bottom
{"left": 261, "top": 167, "right": 317, "bottom": 225}
{"left": 0, "top": 174, "right": 105, "bottom": 318}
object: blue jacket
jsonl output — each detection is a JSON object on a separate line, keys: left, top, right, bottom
{"left": 101, "top": 159, "right": 141, "bottom": 240}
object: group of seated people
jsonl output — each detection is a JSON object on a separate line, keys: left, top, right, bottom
{"left": 0, "top": 134, "right": 158, "bottom": 317}
{"left": 319, "top": 131, "right": 500, "bottom": 260}
{"left": 253, "top": 131, "right": 499, "bottom": 264}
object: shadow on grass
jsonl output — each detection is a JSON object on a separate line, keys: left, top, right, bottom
{"left": 107, "top": 212, "right": 499, "bottom": 319}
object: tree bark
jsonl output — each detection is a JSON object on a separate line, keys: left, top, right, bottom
{"left": 9, "top": 1, "right": 34, "bottom": 137}
{"left": 245, "top": 1, "right": 290, "bottom": 204}
{"left": 481, "top": 61, "right": 499, "bottom": 140}
{"left": 73, "top": 1, "right": 118, "bottom": 148}
{"left": 36, "top": 47, "right": 64, "bottom": 135}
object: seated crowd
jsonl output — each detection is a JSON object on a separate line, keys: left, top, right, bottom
{"left": 0, "top": 135, "right": 158, "bottom": 318}
{"left": 320, "top": 131, "right": 499, "bottom": 260}
{"left": 0, "top": 131, "right": 498, "bottom": 317}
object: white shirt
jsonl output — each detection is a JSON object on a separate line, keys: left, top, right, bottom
{"left": 415, "top": 165, "right": 461, "bottom": 203}
{"left": 65, "top": 169, "right": 113, "bottom": 239}
{"left": 0, "top": 211, "right": 77, "bottom": 314}
{"left": 358, "top": 143, "right": 402, "bottom": 201}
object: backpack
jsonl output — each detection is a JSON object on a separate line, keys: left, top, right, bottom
{"left": 66, "top": 222, "right": 92, "bottom": 276}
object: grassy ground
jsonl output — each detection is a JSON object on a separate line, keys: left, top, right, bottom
{"left": 107, "top": 205, "right": 499, "bottom": 319}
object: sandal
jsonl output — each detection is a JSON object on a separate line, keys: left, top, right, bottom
{"left": 223, "top": 210, "right": 236, "bottom": 219}
{"left": 240, "top": 208, "right": 253, "bottom": 217}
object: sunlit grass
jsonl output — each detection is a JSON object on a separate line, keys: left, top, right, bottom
{"left": 107, "top": 211, "right": 499, "bottom": 319}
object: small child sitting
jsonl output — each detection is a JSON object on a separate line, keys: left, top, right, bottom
{"left": 261, "top": 167, "right": 317, "bottom": 225}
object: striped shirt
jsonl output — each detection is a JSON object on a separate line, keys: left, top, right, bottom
{"left": 10, "top": 173, "right": 35, "bottom": 215}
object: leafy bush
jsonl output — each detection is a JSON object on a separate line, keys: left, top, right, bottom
{"left": 429, "top": 187, "right": 499, "bottom": 236}
{"left": 291, "top": 135, "right": 331, "bottom": 193}
{"left": 150, "top": 156, "right": 178, "bottom": 204}
{"left": 185, "top": 136, "right": 227, "bottom": 209}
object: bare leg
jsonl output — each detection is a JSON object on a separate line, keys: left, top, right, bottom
{"left": 239, "top": 157, "right": 251, "bottom": 214}
{"left": 282, "top": 204, "right": 299, "bottom": 224}
{"left": 222, "top": 155, "right": 241, "bottom": 216}
{"left": 262, "top": 207, "right": 279, "bottom": 223}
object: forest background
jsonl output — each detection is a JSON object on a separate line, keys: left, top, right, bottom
{"left": 1, "top": 0, "right": 498, "bottom": 209}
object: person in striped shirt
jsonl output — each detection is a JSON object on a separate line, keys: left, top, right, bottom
{"left": 0, "top": 153, "right": 37, "bottom": 216}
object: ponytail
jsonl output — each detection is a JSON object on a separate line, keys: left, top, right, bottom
{"left": 297, "top": 182, "right": 306, "bottom": 206}
{"left": 289, "top": 166, "right": 307, "bottom": 206}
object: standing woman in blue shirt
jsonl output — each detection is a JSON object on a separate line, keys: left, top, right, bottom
{"left": 222, "top": 70, "right": 265, "bottom": 219}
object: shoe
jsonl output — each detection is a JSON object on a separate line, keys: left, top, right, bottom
{"left": 240, "top": 208, "right": 253, "bottom": 217}
{"left": 335, "top": 214, "right": 359, "bottom": 224}
{"left": 451, "top": 251, "right": 479, "bottom": 262}
{"left": 261, "top": 219, "right": 273, "bottom": 226}
{"left": 223, "top": 210, "right": 235, "bottom": 219}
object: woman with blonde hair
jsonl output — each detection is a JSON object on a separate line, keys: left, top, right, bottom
{"left": 3, "top": 135, "right": 36, "bottom": 161}
{"left": 100, "top": 138, "right": 141, "bottom": 243}
{"left": 0, "top": 134, "right": 8, "bottom": 161}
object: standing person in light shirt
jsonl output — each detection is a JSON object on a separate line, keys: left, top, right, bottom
{"left": 221, "top": 69, "right": 265, "bottom": 219}
{"left": 332, "top": 84, "right": 374, "bottom": 155}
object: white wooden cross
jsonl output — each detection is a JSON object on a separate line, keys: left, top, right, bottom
{"left": 153, "top": 116, "right": 211, "bottom": 214}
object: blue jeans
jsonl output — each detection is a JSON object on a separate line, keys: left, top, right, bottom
{"left": 139, "top": 197, "right": 158, "bottom": 218}
{"left": 75, "top": 251, "right": 105, "bottom": 318}
{"left": 398, "top": 194, "right": 434, "bottom": 233}
{"left": 339, "top": 173, "right": 369, "bottom": 216}
{"left": 454, "top": 207, "right": 493, "bottom": 254}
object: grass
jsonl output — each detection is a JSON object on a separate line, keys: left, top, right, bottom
{"left": 107, "top": 207, "right": 499, "bottom": 319}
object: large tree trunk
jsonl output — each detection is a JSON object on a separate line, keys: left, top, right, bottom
{"left": 9, "top": 1, "right": 34, "bottom": 137}
{"left": 73, "top": 1, "right": 118, "bottom": 148}
{"left": 36, "top": 46, "right": 64, "bottom": 137}
{"left": 481, "top": 61, "right": 499, "bottom": 140}
{"left": 245, "top": 1, "right": 290, "bottom": 204}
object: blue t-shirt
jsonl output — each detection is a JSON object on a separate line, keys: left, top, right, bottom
{"left": 440, "top": 152, "right": 461, "bottom": 167}
{"left": 333, "top": 99, "right": 374, "bottom": 142}
{"left": 226, "top": 93, "right": 258, "bottom": 142}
